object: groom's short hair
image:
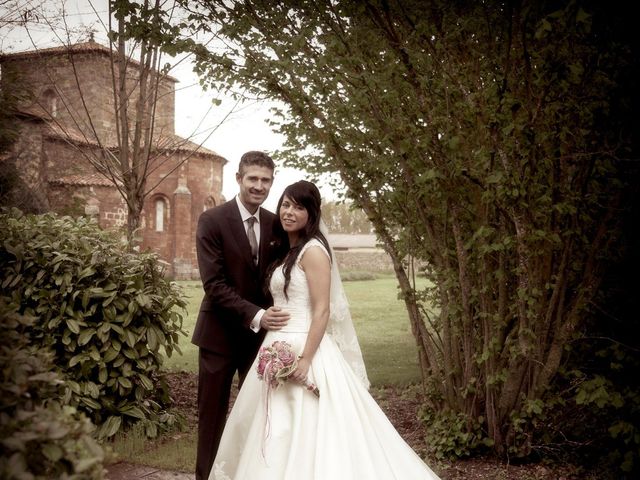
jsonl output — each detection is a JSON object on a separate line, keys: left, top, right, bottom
{"left": 238, "top": 151, "right": 275, "bottom": 176}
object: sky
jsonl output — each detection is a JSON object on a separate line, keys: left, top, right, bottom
{"left": 0, "top": 0, "right": 320, "bottom": 211}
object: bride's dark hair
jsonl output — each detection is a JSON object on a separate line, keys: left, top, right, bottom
{"left": 267, "top": 180, "right": 331, "bottom": 300}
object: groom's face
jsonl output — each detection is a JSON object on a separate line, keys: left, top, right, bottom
{"left": 237, "top": 165, "right": 274, "bottom": 212}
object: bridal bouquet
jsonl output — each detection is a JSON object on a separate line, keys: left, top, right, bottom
{"left": 256, "top": 340, "right": 320, "bottom": 397}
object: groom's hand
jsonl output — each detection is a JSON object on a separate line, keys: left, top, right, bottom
{"left": 260, "top": 306, "right": 290, "bottom": 331}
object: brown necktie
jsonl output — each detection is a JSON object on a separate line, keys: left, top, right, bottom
{"left": 246, "top": 216, "right": 258, "bottom": 264}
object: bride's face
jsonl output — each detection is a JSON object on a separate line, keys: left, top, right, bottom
{"left": 280, "top": 195, "right": 309, "bottom": 235}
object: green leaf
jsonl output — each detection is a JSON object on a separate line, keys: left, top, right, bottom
{"left": 69, "top": 354, "right": 85, "bottom": 367}
{"left": 66, "top": 318, "right": 81, "bottom": 334}
{"left": 86, "top": 381, "right": 100, "bottom": 398}
{"left": 136, "top": 293, "right": 150, "bottom": 307}
{"left": 138, "top": 374, "right": 153, "bottom": 390}
{"left": 147, "top": 327, "right": 158, "bottom": 350}
{"left": 88, "top": 347, "right": 101, "bottom": 362}
{"left": 125, "top": 330, "right": 137, "bottom": 348}
{"left": 78, "top": 266, "right": 96, "bottom": 280}
{"left": 110, "top": 324, "right": 125, "bottom": 335}
{"left": 98, "top": 415, "right": 122, "bottom": 438}
{"left": 120, "top": 406, "right": 145, "bottom": 419}
{"left": 42, "top": 444, "right": 63, "bottom": 462}
{"left": 81, "top": 397, "right": 101, "bottom": 409}
{"left": 103, "top": 347, "right": 119, "bottom": 363}
{"left": 145, "top": 422, "right": 158, "bottom": 438}
{"left": 118, "top": 377, "right": 133, "bottom": 389}
{"left": 78, "top": 328, "right": 95, "bottom": 346}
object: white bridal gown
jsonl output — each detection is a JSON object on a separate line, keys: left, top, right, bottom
{"left": 210, "top": 239, "right": 440, "bottom": 480}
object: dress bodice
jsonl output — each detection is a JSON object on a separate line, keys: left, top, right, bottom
{"left": 269, "top": 239, "right": 328, "bottom": 333}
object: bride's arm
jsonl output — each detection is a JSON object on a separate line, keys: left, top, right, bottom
{"left": 290, "top": 246, "right": 331, "bottom": 384}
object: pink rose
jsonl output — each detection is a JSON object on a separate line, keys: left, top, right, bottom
{"left": 273, "top": 341, "right": 288, "bottom": 352}
{"left": 270, "top": 358, "right": 285, "bottom": 373}
{"left": 277, "top": 348, "right": 297, "bottom": 367}
{"left": 257, "top": 353, "right": 269, "bottom": 377}
{"left": 256, "top": 341, "right": 318, "bottom": 398}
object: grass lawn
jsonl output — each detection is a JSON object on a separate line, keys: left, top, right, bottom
{"left": 161, "top": 280, "right": 202, "bottom": 373}
{"left": 108, "top": 276, "right": 602, "bottom": 479}
{"left": 109, "top": 274, "right": 427, "bottom": 471}
{"left": 344, "top": 276, "right": 424, "bottom": 386}
{"left": 162, "top": 275, "right": 425, "bottom": 386}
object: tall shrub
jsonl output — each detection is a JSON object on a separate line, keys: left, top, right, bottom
{"left": 181, "top": 0, "right": 637, "bottom": 462}
{"left": 0, "top": 210, "right": 186, "bottom": 438}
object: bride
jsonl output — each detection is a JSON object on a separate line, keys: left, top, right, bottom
{"left": 209, "top": 180, "right": 441, "bottom": 479}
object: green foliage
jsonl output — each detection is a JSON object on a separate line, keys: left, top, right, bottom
{"left": 178, "top": 0, "right": 637, "bottom": 466}
{"left": 420, "top": 407, "right": 491, "bottom": 459}
{"left": 530, "top": 346, "right": 640, "bottom": 477}
{"left": 321, "top": 201, "right": 373, "bottom": 234}
{"left": 525, "top": 186, "right": 640, "bottom": 476}
{"left": 0, "top": 210, "right": 187, "bottom": 438}
{"left": 541, "top": 319, "right": 640, "bottom": 474}
{"left": 574, "top": 370, "right": 639, "bottom": 473}
{"left": 0, "top": 297, "right": 106, "bottom": 479}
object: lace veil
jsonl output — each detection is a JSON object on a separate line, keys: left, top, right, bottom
{"left": 320, "top": 220, "right": 370, "bottom": 389}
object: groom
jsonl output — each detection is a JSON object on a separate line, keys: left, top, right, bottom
{"left": 192, "top": 151, "right": 290, "bottom": 480}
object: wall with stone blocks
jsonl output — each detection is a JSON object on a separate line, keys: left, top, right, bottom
{"left": 334, "top": 250, "right": 394, "bottom": 273}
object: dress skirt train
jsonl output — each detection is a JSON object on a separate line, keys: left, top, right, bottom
{"left": 210, "top": 330, "right": 440, "bottom": 480}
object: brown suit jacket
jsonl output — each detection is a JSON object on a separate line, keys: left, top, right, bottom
{"left": 192, "top": 199, "right": 277, "bottom": 356}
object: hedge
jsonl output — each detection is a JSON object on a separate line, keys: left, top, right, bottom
{"left": 0, "top": 210, "right": 186, "bottom": 438}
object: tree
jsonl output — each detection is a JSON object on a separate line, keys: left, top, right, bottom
{"left": 0, "top": 67, "right": 37, "bottom": 212}
{"left": 322, "top": 200, "right": 372, "bottom": 234}
{"left": 181, "top": 0, "right": 636, "bottom": 459}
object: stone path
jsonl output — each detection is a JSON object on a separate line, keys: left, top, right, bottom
{"left": 106, "top": 462, "right": 193, "bottom": 480}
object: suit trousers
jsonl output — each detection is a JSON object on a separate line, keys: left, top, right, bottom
{"left": 195, "top": 347, "right": 256, "bottom": 480}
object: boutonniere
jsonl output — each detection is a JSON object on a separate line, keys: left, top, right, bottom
{"left": 269, "top": 240, "right": 277, "bottom": 247}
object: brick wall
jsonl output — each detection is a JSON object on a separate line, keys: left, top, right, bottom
{"left": 1, "top": 45, "right": 176, "bottom": 144}
{"left": 10, "top": 119, "right": 50, "bottom": 211}
{"left": 141, "top": 151, "right": 225, "bottom": 279}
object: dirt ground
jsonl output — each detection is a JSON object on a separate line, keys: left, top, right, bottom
{"left": 164, "top": 372, "right": 592, "bottom": 480}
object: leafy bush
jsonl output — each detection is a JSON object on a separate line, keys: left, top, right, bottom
{"left": 420, "top": 406, "right": 491, "bottom": 459}
{"left": 0, "top": 210, "right": 187, "bottom": 438}
{"left": 0, "top": 297, "right": 106, "bottom": 479}
{"left": 533, "top": 323, "right": 640, "bottom": 477}
{"left": 521, "top": 344, "right": 640, "bottom": 479}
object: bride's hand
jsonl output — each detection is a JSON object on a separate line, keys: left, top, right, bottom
{"left": 291, "top": 357, "right": 311, "bottom": 384}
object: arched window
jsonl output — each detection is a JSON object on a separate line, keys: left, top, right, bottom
{"left": 155, "top": 198, "right": 166, "bottom": 232}
{"left": 42, "top": 88, "right": 58, "bottom": 117}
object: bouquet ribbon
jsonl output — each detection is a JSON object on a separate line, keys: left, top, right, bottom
{"left": 256, "top": 340, "right": 320, "bottom": 457}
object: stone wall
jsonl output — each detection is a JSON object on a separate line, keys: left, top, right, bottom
{"left": 334, "top": 249, "right": 394, "bottom": 273}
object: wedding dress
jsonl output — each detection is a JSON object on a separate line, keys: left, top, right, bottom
{"left": 209, "top": 239, "right": 441, "bottom": 480}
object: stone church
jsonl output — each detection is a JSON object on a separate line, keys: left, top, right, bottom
{"left": 0, "top": 40, "right": 226, "bottom": 279}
